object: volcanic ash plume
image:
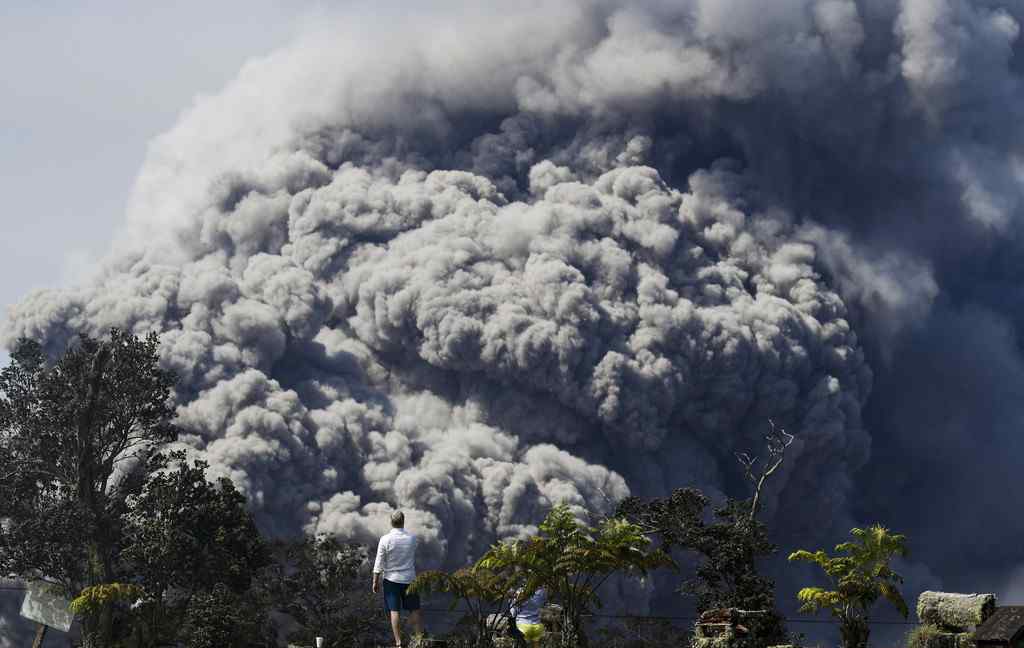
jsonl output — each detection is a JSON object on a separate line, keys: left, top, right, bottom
{"left": 6, "top": 0, "right": 1024, "bottom": 640}
{"left": 4, "top": 152, "right": 869, "bottom": 556}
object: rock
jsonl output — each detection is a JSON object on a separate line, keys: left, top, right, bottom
{"left": 486, "top": 612, "right": 510, "bottom": 632}
{"left": 911, "top": 627, "right": 975, "bottom": 648}
{"left": 917, "top": 592, "right": 996, "bottom": 630}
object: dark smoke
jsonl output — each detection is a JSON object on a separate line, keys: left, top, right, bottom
{"left": 5, "top": 0, "right": 1024, "bottom": 644}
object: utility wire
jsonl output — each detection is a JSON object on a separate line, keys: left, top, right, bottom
{"left": 0, "top": 588, "right": 922, "bottom": 626}
{"left": 415, "top": 607, "right": 922, "bottom": 626}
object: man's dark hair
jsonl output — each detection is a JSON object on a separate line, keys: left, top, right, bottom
{"left": 391, "top": 510, "right": 405, "bottom": 528}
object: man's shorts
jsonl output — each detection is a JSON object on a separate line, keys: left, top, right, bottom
{"left": 382, "top": 579, "right": 421, "bottom": 612}
{"left": 516, "top": 622, "right": 545, "bottom": 642}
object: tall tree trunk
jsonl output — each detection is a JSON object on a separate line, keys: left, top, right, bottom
{"left": 77, "top": 345, "right": 113, "bottom": 648}
{"left": 839, "top": 614, "right": 870, "bottom": 648}
{"left": 562, "top": 608, "right": 587, "bottom": 648}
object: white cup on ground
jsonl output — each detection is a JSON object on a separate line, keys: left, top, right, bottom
{"left": 315, "top": 637, "right": 324, "bottom": 648}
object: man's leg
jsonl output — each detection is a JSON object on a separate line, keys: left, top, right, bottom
{"left": 402, "top": 583, "right": 424, "bottom": 639}
{"left": 389, "top": 610, "right": 402, "bottom": 646}
{"left": 409, "top": 609, "right": 424, "bottom": 636}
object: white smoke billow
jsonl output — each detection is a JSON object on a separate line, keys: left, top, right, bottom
{"left": 6, "top": 0, "right": 1024, "bottom": 642}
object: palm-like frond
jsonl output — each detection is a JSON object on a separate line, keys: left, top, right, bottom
{"left": 790, "top": 522, "right": 910, "bottom": 635}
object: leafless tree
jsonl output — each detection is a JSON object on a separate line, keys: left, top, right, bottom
{"left": 735, "top": 420, "right": 795, "bottom": 523}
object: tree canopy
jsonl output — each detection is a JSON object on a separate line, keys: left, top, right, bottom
{"left": 261, "top": 536, "right": 388, "bottom": 647}
{"left": 617, "top": 488, "right": 776, "bottom": 611}
{"left": 479, "top": 504, "right": 674, "bottom": 647}
{"left": 118, "top": 452, "right": 272, "bottom": 645}
{"left": 789, "top": 524, "right": 909, "bottom": 648}
{"left": 0, "top": 330, "right": 274, "bottom": 647}
{"left": 617, "top": 488, "right": 790, "bottom": 646}
{"left": 411, "top": 565, "right": 527, "bottom": 648}
{"left": 0, "top": 330, "right": 179, "bottom": 646}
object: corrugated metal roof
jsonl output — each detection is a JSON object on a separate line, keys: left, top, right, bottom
{"left": 975, "top": 606, "right": 1024, "bottom": 642}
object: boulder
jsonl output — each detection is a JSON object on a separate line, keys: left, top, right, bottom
{"left": 929, "top": 632, "right": 975, "bottom": 648}
{"left": 486, "top": 612, "right": 510, "bottom": 632}
{"left": 917, "top": 592, "right": 996, "bottom": 630}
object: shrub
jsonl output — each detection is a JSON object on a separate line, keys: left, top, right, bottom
{"left": 905, "top": 623, "right": 974, "bottom": 648}
{"left": 261, "top": 537, "right": 389, "bottom": 647}
{"left": 180, "top": 583, "right": 276, "bottom": 648}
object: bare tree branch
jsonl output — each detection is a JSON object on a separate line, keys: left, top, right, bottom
{"left": 737, "top": 419, "right": 795, "bottom": 522}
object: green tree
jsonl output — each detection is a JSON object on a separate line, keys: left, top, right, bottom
{"left": 480, "top": 505, "right": 673, "bottom": 648}
{"left": 0, "top": 329, "right": 178, "bottom": 647}
{"left": 410, "top": 565, "right": 529, "bottom": 648}
{"left": 617, "top": 423, "right": 797, "bottom": 647}
{"left": 120, "top": 452, "right": 272, "bottom": 646}
{"left": 788, "top": 524, "right": 909, "bottom": 648}
{"left": 69, "top": 582, "right": 149, "bottom": 648}
{"left": 617, "top": 489, "right": 785, "bottom": 634}
{"left": 262, "top": 536, "right": 388, "bottom": 648}
{"left": 180, "top": 582, "right": 276, "bottom": 648}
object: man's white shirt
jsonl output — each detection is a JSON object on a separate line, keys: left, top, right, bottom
{"left": 373, "top": 528, "right": 418, "bottom": 584}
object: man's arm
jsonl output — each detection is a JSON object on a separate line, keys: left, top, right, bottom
{"left": 372, "top": 536, "right": 386, "bottom": 593}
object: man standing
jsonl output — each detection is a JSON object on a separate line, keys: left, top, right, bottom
{"left": 373, "top": 510, "right": 425, "bottom": 647}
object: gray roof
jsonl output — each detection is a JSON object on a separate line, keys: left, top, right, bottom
{"left": 975, "top": 606, "right": 1024, "bottom": 642}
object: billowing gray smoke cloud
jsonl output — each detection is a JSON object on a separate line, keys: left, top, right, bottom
{"left": 5, "top": 0, "right": 1024, "bottom": 643}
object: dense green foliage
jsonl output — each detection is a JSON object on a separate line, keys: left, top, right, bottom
{"left": 789, "top": 524, "right": 909, "bottom": 648}
{"left": 0, "top": 331, "right": 272, "bottom": 647}
{"left": 119, "top": 452, "right": 272, "bottom": 645}
{"left": 180, "top": 582, "right": 276, "bottom": 648}
{"left": 69, "top": 583, "right": 145, "bottom": 615}
{"left": 905, "top": 624, "right": 942, "bottom": 648}
{"left": 0, "top": 330, "right": 179, "bottom": 646}
{"left": 261, "top": 536, "right": 388, "bottom": 647}
{"left": 617, "top": 488, "right": 790, "bottom": 646}
{"left": 412, "top": 505, "right": 673, "bottom": 647}
{"left": 481, "top": 505, "right": 674, "bottom": 647}
{"left": 411, "top": 566, "right": 528, "bottom": 648}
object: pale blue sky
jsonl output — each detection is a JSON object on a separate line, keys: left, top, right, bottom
{"left": 0, "top": 1, "right": 335, "bottom": 368}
